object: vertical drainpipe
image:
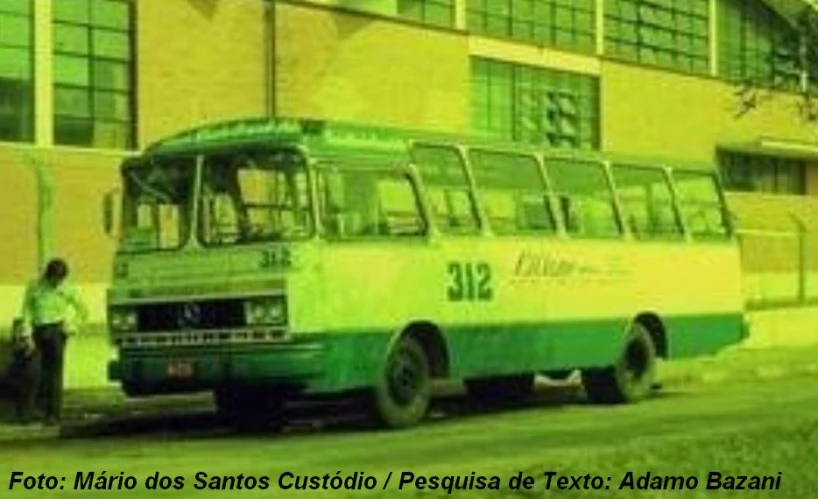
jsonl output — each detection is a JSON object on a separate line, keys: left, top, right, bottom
{"left": 18, "top": 153, "right": 53, "bottom": 273}
{"left": 264, "top": 0, "right": 277, "bottom": 118}
{"left": 31, "top": 0, "right": 55, "bottom": 271}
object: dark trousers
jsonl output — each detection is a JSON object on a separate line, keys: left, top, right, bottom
{"left": 32, "top": 324, "right": 67, "bottom": 421}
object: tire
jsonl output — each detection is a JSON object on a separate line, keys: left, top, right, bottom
{"left": 214, "top": 386, "right": 285, "bottom": 430}
{"left": 465, "top": 374, "right": 535, "bottom": 404}
{"left": 582, "top": 322, "right": 657, "bottom": 404}
{"left": 371, "top": 335, "right": 431, "bottom": 428}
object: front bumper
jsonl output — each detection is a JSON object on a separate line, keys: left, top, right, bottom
{"left": 109, "top": 342, "right": 325, "bottom": 395}
{"left": 108, "top": 332, "right": 392, "bottom": 396}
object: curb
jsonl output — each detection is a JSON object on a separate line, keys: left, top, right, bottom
{"left": 662, "top": 358, "right": 818, "bottom": 386}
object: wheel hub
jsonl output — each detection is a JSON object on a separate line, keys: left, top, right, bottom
{"left": 388, "top": 351, "right": 420, "bottom": 405}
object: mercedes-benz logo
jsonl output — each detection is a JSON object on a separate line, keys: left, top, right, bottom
{"left": 177, "top": 302, "right": 201, "bottom": 329}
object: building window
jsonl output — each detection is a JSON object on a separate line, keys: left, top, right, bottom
{"left": 605, "top": 0, "right": 710, "bottom": 74}
{"left": 0, "top": 0, "right": 33, "bottom": 142}
{"left": 718, "top": 0, "right": 802, "bottom": 91}
{"left": 468, "top": 0, "right": 596, "bottom": 53}
{"left": 398, "top": 0, "right": 454, "bottom": 28}
{"left": 471, "top": 57, "right": 600, "bottom": 149}
{"left": 53, "top": 0, "right": 134, "bottom": 149}
{"left": 324, "top": 0, "right": 455, "bottom": 28}
{"left": 720, "top": 152, "right": 807, "bottom": 195}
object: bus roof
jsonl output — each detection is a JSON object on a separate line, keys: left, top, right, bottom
{"left": 142, "top": 117, "right": 712, "bottom": 171}
{"left": 144, "top": 118, "right": 412, "bottom": 156}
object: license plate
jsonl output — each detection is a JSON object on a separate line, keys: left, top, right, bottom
{"left": 166, "top": 359, "right": 195, "bottom": 379}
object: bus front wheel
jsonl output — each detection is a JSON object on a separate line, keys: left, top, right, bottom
{"left": 371, "top": 335, "right": 431, "bottom": 428}
{"left": 582, "top": 322, "right": 657, "bottom": 404}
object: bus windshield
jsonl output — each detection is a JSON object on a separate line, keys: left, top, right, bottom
{"left": 198, "top": 149, "right": 312, "bottom": 245}
{"left": 120, "top": 157, "right": 195, "bottom": 253}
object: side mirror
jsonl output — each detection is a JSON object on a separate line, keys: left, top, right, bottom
{"left": 102, "top": 190, "right": 117, "bottom": 236}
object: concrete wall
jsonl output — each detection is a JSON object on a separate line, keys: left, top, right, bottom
{"left": 600, "top": 61, "right": 818, "bottom": 163}
{"left": 275, "top": 1, "right": 469, "bottom": 131}
{"left": 0, "top": 146, "right": 39, "bottom": 285}
{"left": 136, "top": 0, "right": 267, "bottom": 146}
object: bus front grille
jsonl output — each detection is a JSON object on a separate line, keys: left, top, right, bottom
{"left": 136, "top": 299, "right": 245, "bottom": 332}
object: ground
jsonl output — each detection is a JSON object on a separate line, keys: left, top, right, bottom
{"left": 1, "top": 350, "right": 817, "bottom": 498}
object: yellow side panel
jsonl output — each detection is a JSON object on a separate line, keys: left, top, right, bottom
{"left": 275, "top": 2, "right": 469, "bottom": 131}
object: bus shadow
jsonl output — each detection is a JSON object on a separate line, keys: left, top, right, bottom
{"left": 55, "top": 380, "right": 685, "bottom": 441}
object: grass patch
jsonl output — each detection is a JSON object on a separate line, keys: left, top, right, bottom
{"left": 520, "top": 419, "right": 817, "bottom": 498}
{"left": 403, "top": 417, "right": 818, "bottom": 499}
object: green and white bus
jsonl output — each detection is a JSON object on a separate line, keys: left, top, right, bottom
{"left": 105, "top": 118, "right": 746, "bottom": 428}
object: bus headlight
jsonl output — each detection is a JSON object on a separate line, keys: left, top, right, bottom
{"left": 244, "top": 296, "right": 287, "bottom": 326}
{"left": 109, "top": 307, "right": 137, "bottom": 333}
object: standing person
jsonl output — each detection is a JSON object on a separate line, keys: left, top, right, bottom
{"left": 18, "top": 258, "right": 89, "bottom": 425}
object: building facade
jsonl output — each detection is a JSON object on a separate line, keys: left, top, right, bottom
{"left": 1, "top": 0, "right": 818, "bottom": 384}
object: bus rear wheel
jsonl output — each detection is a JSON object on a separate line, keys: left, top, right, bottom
{"left": 465, "top": 374, "right": 535, "bottom": 404}
{"left": 371, "top": 335, "right": 431, "bottom": 428}
{"left": 582, "top": 322, "right": 657, "bottom": 404}
{"left": 214, "top": 386, "right": 285, "bottom": 430}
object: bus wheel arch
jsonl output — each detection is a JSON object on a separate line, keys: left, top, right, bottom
{"left": 401, "top": 321, "right": 450, "bottom": 379}
{"left": 635, "top": 312, "right": 668, "bottom": 359}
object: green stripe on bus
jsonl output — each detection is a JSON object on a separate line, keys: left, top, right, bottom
{"left": 113, "top": 312, "right": 743, "bottom": 394}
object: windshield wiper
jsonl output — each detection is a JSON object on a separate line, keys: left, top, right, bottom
{"left": 127, "top": 169, "right": 173, "bottom": 203}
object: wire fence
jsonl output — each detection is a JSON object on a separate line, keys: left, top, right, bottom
{"left": 728, "top": 192, "right": 818, "bottom": 310}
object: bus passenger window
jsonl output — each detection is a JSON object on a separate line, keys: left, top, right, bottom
{"left": 468, "top": 149, "right": 555, "bottom": 236}
{"left": 673, "top": 171, "right": 730, "bottom": 240}
{"left": 546, "top": 158, "right": 621, "bottom": 239}
{"left": 319, "top": 166, "right": 426, "bottom": 240}
{"left": 612, "top": 164, "right": 683, "bottom": 240}
{"left": 377, "top": 178, "right": 426, "bottom": 236}
{"left": 411, "top": 144, "right": 481, "bottom": 234}
{"left": 560, "top": 196, "right": 579, "bottom": 233}
{"left": 426, "top": 188, "right": 476, "bottom": 232}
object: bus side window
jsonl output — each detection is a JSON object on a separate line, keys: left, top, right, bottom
{"left": 319, "top": 167, "right": 425, "bottom": 240}
{"left": 328, "top": 170, "right": 380, "bottom": 238}
{"left": 467, "top": 149, "right": 556, "bottom": 236}
{"left": 376, "top": 175, "right": 426, "bottom": 236}
{"left": 672, "top": 171, "right": 730, "bottom": 240}
{"left": 319, "top": 170, "right": 353, "bottom": 238}
{"left": 546, "top": 158, "right": 621, "bottom": 239}
{"left": 560, "top": 196, "right": 579, "bottom": 233}
{"left": 612, "top": 164, "right": 683, "bottom": 240}
{"left": 411, "top": 144, "right": 481, "bottom": 235}
{"left": 426, "top": 187, "right": 475, "bottom": 231}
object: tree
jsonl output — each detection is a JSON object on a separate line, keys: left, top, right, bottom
{"left": 733, "top": 5, "right": 818, "bottom": 122}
